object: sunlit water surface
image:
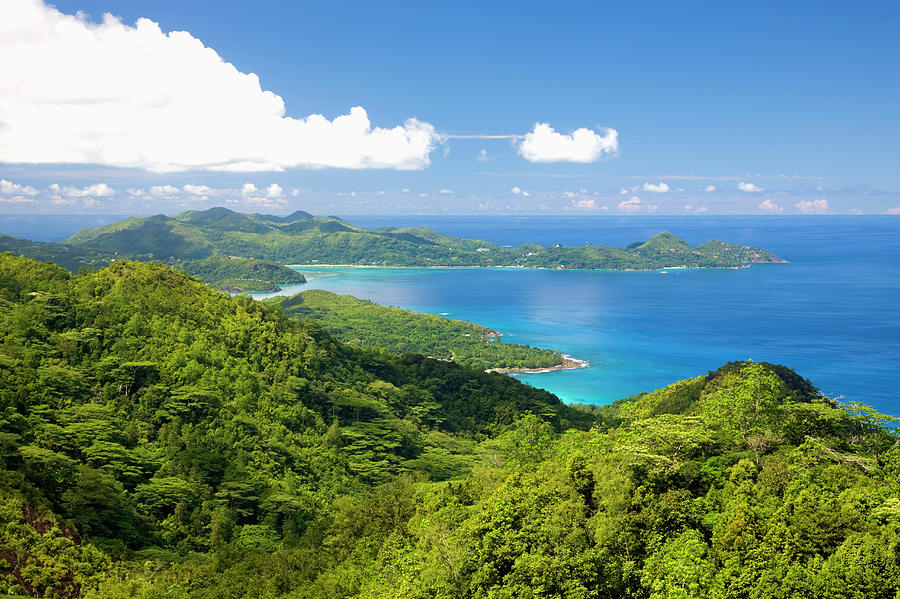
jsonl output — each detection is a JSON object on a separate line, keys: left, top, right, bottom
{"left": 254, "top": 215, "right": 900, "bottom": 415}
{"left": 3, "top": 213, "right": 896, "bottom": 414}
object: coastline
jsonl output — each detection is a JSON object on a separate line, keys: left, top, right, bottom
{"left": 285, "top": 262, "right": 783, "bottom": 271}
{"left": 485, "top": 354, "right": 590, "bottom": 375}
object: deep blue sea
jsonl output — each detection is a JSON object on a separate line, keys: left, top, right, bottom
{"left": 3, "top": 214, "right": 898, "bottom": 416}
{"left": 0, "top": 214, "right": 130, "bottom": 242}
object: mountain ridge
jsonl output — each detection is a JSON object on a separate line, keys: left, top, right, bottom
{"left": 54, "top": 207, "right": 786, "bottom": 269}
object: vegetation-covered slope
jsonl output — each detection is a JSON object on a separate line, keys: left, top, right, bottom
{"left": 174, "top": 256, "right": 306, "bottom": 292}
{"left": 0, "top": 235, "right": 305, "bottom": 292}
{"left": 2, "top": 254, "right": 897, "bottom": 599}
{"left": 268, "top": 289, "right": 563, "bottom": 370}
{"left": 58, "top": 208, "right": 785, "bottom": 269}
{"left": 0, "top": 254, "right": 591, "bottom": 596}
{"left": 0, "top": 233, "right": 108, "bottom": 273}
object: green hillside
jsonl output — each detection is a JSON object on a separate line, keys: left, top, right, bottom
{"left": 174, "top": 256, "right": 306, "bottom": 292}
{"left": 58, "top": 207, "right": 785, "bottom": 269}
{"left": 0, "top": 254, "right": 590, "bottom": 596}
{"left": 0, "top": 236, "right": 305, "bottom": 293}
{"left": 0, "top": 234, "right": 108, "bottom": 272}
{"left": 269, "top": 289, "right": 563, "bottom": 370}
{"left": 1, "top": 254, "right": 897, "bottom": 598}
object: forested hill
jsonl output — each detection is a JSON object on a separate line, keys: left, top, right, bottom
{"left": 2, "top": 253, "right": 899, "bottom": 598}
{"left": 55, "top": 207, "right": 784, "bottom": 268}
{"left": 0, "top": 254, "right": 589, "bottom": 595}
{"left": 0, "top": 234, "right": 305, "bottom": 292}
{"left": 268, "top": 289, "right": 563, "bottom": 370}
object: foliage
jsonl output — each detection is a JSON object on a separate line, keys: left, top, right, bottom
{"left": 0, "top": 244, "right": 304, "bottom": 293}
{"left": 173, "top": 256, "right": 306, "bottom": 292}
{"left": 0, "top": 253, "right": 589, "bottom": 595}
{"left": 1, "top": 254, "right": 897, "bottom": 599}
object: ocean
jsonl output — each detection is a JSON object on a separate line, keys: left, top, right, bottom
{"left": 3, "top": 213, "right": 898, "bottom": 416}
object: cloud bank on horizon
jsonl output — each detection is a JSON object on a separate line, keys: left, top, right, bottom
{"left": 0, "top": 0, "right": 616, "bottom": 173}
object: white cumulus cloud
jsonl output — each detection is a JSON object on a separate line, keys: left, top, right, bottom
{"left": 618, "top": 196, "right": 641, "bottom": 213}
{"left": 758, "top": 199, "right": 783, "bottom": 213}
{"left": 183, "top": 184, "right": 213, "bottom": 196}
{"left": 439, "top": 188, "right": 454, "bottom": 194}
{"left": 704, "top": 185, "right": 716, "bottom": 192}
{"left": 149, "top": 185, "right": 179, "bottom": 197}
{"left": 510, "top": 186, "right": 530, "bottom": 197}
{"left": 795, "top": 199, "right": 829, "bottom": 214}
{"left": 0, "top": 179, "right": 38, "bottom": 196}
{"left": 54, "top": 183, "right": 116, "bottom": 197}
{"left": 738, "top": 182, "right": 763, "bottom": 192}
{"left": 246, "top": 196, "right": 286, "bottom": 208}
{"left": 265, "top": 183, "right": 284, "bottom": 198}
{"left": 0, "top": 0, "right": 439, "bottom": 173}
{"left": 518, "top": 123, "right": 618, "bottom": 163}
{"left": 642, "top": 182, "right": 669, "bottom": 193}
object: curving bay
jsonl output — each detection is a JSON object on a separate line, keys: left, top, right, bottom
{"left": 254, "top": 215, "right": 900, "bottom": 415}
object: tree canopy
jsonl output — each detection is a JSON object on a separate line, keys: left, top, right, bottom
{"left": 268, "top": 290, "right": 563, "bottom": 370}
{"left": 0, "top": 254, "right": 896, "bottom": 598}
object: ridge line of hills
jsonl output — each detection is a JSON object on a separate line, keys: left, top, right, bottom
{"left": 1, "top": 207, "right": 786, "bottom": 280}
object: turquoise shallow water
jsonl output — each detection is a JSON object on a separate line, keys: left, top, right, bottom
{"left": 2, "top": 213, "right": 897, "bottom": 415}
{"left": 248, "top": 215, "right": 900, "bottom": 416}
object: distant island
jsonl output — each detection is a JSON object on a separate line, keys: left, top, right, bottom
{"left": 0, "top": 208, "right": 786, "bottom": 280}
{"left": 268, "top": 289, "right": 575, "bottom": 371}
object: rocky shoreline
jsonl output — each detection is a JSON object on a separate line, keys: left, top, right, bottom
{"left": 486, "top": 355, "right": 589, "bottom": 375}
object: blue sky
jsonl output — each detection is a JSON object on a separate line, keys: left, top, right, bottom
{"left": 0, "top": 0, "right": 898, "bottom": 215}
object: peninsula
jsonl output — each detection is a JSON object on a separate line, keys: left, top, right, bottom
{"left": 268, "top": 289, "right": 571, "bottom": 371}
